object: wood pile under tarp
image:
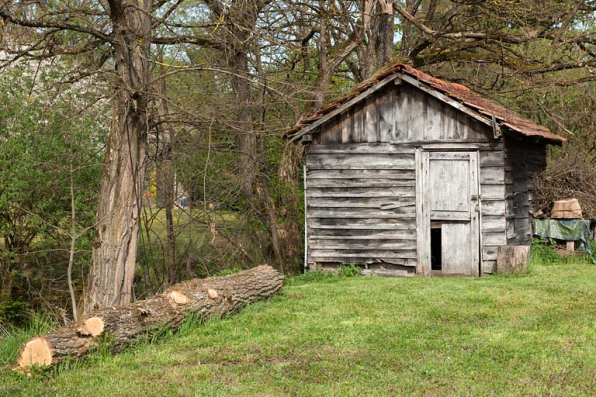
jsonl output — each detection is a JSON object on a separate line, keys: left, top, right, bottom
{"left": 17, "top": 265, "right": 283, "bottom": 370}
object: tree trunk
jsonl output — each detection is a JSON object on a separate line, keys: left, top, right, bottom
{"left": 156, "top": 48, "right": 178, "bottom": 284}
{"left": 85, "top": 0, "right": 152, "bottom": 313}
{"left": 375, "top": 0, "right": 394, "bottom": 69}
{"left": 17, "top": 265, "right": 283, "bottom": 370}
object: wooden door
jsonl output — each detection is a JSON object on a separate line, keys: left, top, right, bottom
{"left": 416, "top": 150, "right": 480, "bottom": 276}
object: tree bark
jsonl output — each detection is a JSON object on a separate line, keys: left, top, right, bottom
{"left": 17, "top": 265, "right": 283, "bottom": 369}
{"left": 84, "top": 0, "right": 152, "bottom": 313}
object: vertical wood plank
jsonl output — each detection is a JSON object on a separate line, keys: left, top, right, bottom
{"left": 379, "top": 86, "right": 396, "bottom": 142}
{"left": 409, "top": 88, "right": 426, "bottom": 141}
{"left": 365, "top": 96, "right": 379, "bottom": 142}
{"left": 394, "top": 86, "right": 409, "bottom": 141}
{"left": 425, "top": 95, "right": 443, "bottom": 140}
{"left": 353, "top": 102, "right": 365, "bottom": 142}
{"left": 469, "top": 151, "right": 480, "bottom": 277}
{"left": 442, "top": 223, "right": 472, "bottom": 275}
{"left": 415, "top": 148, "right": 425, "bottom": 275}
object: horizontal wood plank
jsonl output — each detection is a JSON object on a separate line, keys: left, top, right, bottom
{"left": 307, "top": 179, "right": 415, "bottom": 188}
{"left": 306, "top": 154, "right": 415, "bottom": 170}
{"left": 308, "top": 197, "right": 415, "bottom": 209}
{"left": 307, "top": 169, "right": 415, "bottom": 180}
{"left": 307, "top": 187, "right": 415, "bottom": 198}
{"left": 308, "top": 218, "right": 416, "bottom": 230}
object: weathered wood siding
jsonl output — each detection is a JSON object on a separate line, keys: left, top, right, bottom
{"left": 306, "top": 143, "right": 417, "bottom": 271}
{"left": 306, "top": 80, "right": 526, "bottom": 276}
{"left": 315, "top": 84, "right": 491, "bottom": 144}
{"left": 504, "top": 136, "right": 547, "bottom": 245}
{"left": 479, "top": 146, "right": 506, "bottom": 274}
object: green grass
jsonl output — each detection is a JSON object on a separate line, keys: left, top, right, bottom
{"left": 3, "top": 259, "right": 596, "bottom": 396}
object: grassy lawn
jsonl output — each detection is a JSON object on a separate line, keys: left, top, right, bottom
{"left": 3, "top": 260, "right": 596, "bottom": 396}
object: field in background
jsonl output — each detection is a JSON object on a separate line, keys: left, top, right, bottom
{"left": 2, "top": 250, "right": 596, "bottom": 396}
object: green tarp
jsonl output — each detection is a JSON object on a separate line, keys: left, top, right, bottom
{"left": 534, "top": 218, "right": 593, "bottom": 254}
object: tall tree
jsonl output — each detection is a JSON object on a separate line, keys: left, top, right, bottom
{"left": 0, "top": 0, "right": 212, "bottom": 311}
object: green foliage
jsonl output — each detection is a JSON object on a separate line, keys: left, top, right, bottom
{"left": 531, "top": 238, "right": 559, "bottom": 265}
{"left": 0, "top": 63, "right": 106, "bottom": 301}
{"left": 585, "top": 241, "right": 596, "bottom": 265}
{"left": 0, "top": 298, "right": 31, "bottom": 326}
{"left": 337, "top": 264, "right": 362, "bottom": 278}
{"left": 214, "top": 266, "right": 243, "bottom": 276}
{"left": 283, "top": 270, "right": 337, "bottom": 287}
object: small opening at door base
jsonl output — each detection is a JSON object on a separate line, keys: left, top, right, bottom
{"left": 431, "top": 226, "right": 442, "bottom": 271}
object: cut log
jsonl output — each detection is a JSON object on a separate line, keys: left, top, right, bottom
{"left": 17, "top": 265, "right": 283, "bottom": 370}
{"left": 496, "top": 245, "right": 531, "bottom": 273}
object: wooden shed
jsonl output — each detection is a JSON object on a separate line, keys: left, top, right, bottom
{"left": 286, "top": 63, "right": 566, "bottom": 277}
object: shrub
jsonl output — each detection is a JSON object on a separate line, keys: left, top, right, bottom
{"left": 531, "top": 238, "right": 559, "bottom": 265}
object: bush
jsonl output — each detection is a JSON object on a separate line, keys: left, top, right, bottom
{"left": 531, "top": 238, "right": 559, "bottom": 265}
{"left": 338, "top": 264, "right": 362, "bottom": 278}
{"left": 0, "top": 298, "right": 32, "bottom": 326}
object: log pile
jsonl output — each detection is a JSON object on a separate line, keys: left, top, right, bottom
{"left": 17, "top": 265, "right": 283, "bottom": 370}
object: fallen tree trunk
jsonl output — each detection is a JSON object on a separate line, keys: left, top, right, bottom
{"left": 17, "top": 265, "right": 283, "bottom": 369}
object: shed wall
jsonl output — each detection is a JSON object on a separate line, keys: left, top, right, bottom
{"left": 504, "top": 137, "right": 547, "bottom": 245}
{"left": 306, "top": 81, "right": 514, "bottom": 275}
{"left": 315, "top": 84, "right": 490, "bottom": 144}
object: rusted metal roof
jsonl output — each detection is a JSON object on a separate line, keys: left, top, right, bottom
{"left": 285, "top": 63, "right": 566, "bottom": 144}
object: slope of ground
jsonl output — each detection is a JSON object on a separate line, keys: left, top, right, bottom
{"left": 2, "top": 260, "right": 596, "bottom": 396}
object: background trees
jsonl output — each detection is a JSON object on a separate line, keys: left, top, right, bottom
{"left": 0, "top": 0, "right": 594, "bottom": 323}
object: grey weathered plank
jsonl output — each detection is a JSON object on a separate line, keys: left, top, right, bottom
{"left": 480, "top": 150, "right": 505, "bottom": 167}
{"left": 306, "top": 153, "right": 415, "bottom": 169}
{"left": 310, "top": 249, "right": 418, "bottom": 259}
{"left": 482, "top": 232, "right": 507, "bottom": 245}
{"left": 378, "top": 85, "right": 396, "bottom": 142}
{"left": 307, "top": 179, "right": 415, "bottom": 188}
{"left": 364, "top": 96, "right": 379, "bottom": 143}
{"left": 482, "top": 260, "right": 497, "bottom": 274}
{"left": 401, "top": 74, "right": 493, "bottom": 129}
{"left": 480, "top": 184, "right": 506, "bottom": 201}
{"left": 307, "top": 143, "right": 415, "bottom": 154}
{"left": 308, "top": 218, "right": 416, "bottom": 230}
{"left": 309, "top": 229, "right": 416, "bottom": 239}
{"left": 307, "top": 169, "right": 415, "bottom": 180}
{"left": 483, "top": 246, "right": 498, "bottom": 261}
{"left": 481, "top": 200, "right": 506, "bottom": 216}
{"left": 308, "top": 240, "right": 417, "bottom": 250}
{"left": 352, "top": 101, "right": 365, "bottom": 142}
{"left": 306, "top": 186, "right": 415, "bottom": 198}
{"left": 307, "top": 197, "right": 415, "bottom": 208}
{"left": 312, "top": 257, "right": 413, "bottom": 266}
{"left": 481, "top": 215, "right": 507, "bottom": 230}
{"left": 307, "top": 208, "right": 416, "bottom": 219}
{"left": 288, "top": 74, "right": 401, "bottom": 142}
{"left": 442, "top": 222, "right": 475, "bottom": 275}
{"left": 480, "top": 167, "right": 505, "bottom": 184}
{"left": 425, "top": 93, "right": 443, "bottom": 140}
{"left": 394, "top": 86, "right": 410, "bottom": 141}
{"left": 408, "top": 88, "right": 426, "bottom": 141}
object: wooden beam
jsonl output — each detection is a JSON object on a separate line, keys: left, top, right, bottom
{"left": 400, "top": 75, "right": 494, "bottom": 130}
{"left": 288, "top": 74, "right": 402, "bottom": 142}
